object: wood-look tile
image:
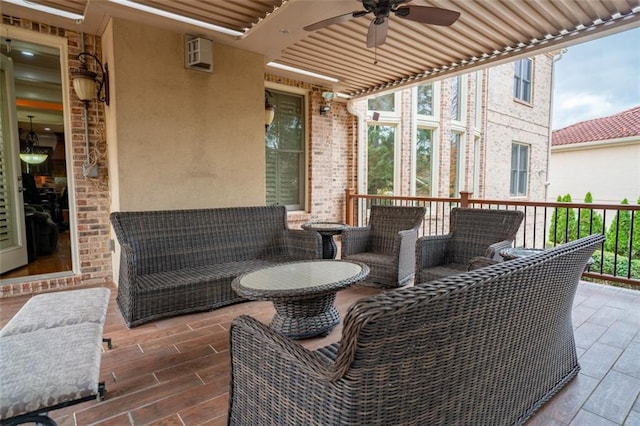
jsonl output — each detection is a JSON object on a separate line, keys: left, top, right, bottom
{"left": 130, "top": 382, "right": 223, "bottom": 425}
{"left": 583, "top": 370, "right": 640, "bottom": 424}
{"left": 154, "top": 350, "right": 228, "bottom": 383}
{"left": 99, "top": 372, "right": 159, "bottom": 400}
{"left": 140, "top": 326, "right": 217, "bottom": 352}
{"left": 197, "top": 358, "right": 231, "bottom": 385}
{"left": 174, "top": 328, "right": 228, "bottom": 353}
{"left": 179, "top": 394, "right": 229, "bottom": 426}
{"left": 91, "top": 413, "right": 134, "bottom": 426}
{"left": 2, "top": 281, "right": 639, "bottom": 425}
{"left": 74, "top": 374, "right": 205, "bottom": 425}
{"left": 106, "top": 345, "right": 181, "bottom": 381}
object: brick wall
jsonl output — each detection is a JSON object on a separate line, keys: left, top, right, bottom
{"left": 1, "top": 17, "right": 113, "bottom": 297}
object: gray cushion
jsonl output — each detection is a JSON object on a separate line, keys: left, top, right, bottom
{"left": 0, "top": 323, "right": 104, "bottom": 420}
{"left": 0, "top": 288, "right": 110, "bottom": 337}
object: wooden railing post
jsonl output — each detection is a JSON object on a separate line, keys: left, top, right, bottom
{"left": 460, "top": 191, "right": 472, "bottom": 208}
{"left": 345, "top": 188, "right": 355, "bottom": 226}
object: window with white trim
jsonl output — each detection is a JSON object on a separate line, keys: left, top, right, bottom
{"left": 451, "top": 76, "right": 462, "bottom": 121}
{"left": 510, "top": 142, "right": 529, "bottom": 197}
{"left": 367, "top": 124, "right": 396, "bottom": 195}
{"left": 368, "top": 93, "right": 396, "bottom": 113}
{"left": 265, "top": 90, "right": 305, "bottom": 210}
{"left": 449, "top": 132, "right": 463, "bottom": 197}
{"left": 513, "top": 58, "right": 533, "bottom": 103}
{"left": 417, "top": 83, "right": 434, "bottom": 116}
{"left": 415, "top": 127, "right": 433, "bottom": 196}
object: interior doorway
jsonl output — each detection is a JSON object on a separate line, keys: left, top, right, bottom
{"left": 0, "top": 30, "right": 75, "bottom": 281}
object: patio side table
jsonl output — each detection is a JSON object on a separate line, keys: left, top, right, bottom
{"left": 301, "top": 222, "right": 349, "bottom": 259}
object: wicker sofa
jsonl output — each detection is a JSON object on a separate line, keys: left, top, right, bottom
{"left": 228, "top": 234, "right": 604, "bottom": 425}
{"left": 110, "top": 206, "right": 322, "bottom": 327}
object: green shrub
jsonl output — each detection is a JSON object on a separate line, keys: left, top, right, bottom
{"left": 576, "top": 192, "right": 604, "bottom": 239}
{"left": 549, "top": 194, "right": 577, "bottom": 244}
{"left": 590, "top": 251, "right": 640, "bottom": 279}
{"left": 605, "top": 198, "right": 631, "bottom": 256}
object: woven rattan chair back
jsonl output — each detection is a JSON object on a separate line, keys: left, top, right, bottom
{"left": 369, "top": 205, "right": 425, "bottom": 254}
{"left": 447, "top": 208, "right": 524, "bottom": 263}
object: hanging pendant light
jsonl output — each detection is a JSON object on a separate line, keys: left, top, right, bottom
{"left": 20, "top": 116, "right": 48, "bottom": 165}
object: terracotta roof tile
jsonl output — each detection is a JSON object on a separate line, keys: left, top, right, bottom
{"left": 552, "top": 106, "right": 640, "bottom": 146}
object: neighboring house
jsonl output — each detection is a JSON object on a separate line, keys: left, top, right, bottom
{"left": 354, "top": 55, "right": 553, "bottom": 202}
{"left": 549, "top": 106, "right": 640, "bottom": 204}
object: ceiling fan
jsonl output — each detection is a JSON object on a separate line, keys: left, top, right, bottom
{"left": 304, "top": 0, "right": 461, "bottom": 48}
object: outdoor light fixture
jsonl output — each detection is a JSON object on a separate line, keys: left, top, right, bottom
{"left": 20, "top": 116, "right": 48, "bottom": 165}
{"left": 265, "top": 90, "right": 275, "bottom": 130}
{"left": 71, "top": 52, "right": 110, "bottom": 105}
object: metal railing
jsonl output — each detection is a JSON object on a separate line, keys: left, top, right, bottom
{"left": 345, "top": 189, "right": 640, "bottom": 288}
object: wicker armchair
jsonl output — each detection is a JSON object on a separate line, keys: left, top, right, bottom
{"left": 415, "top": 207, "right": 524, "bottom": 282}
{"left": 228, "top": 234, "right": 604, "bottom": 425}
{"left": 341, "top": 205, "right": 426, "bottom": 288}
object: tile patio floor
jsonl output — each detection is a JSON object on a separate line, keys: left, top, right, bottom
{"left": 1, "top": 280, "right": 639, "bottom": 425}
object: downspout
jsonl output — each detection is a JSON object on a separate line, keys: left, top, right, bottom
{"left": 546, "top": 49, "right": 567, "bottom": 201}
{"left": 346, "top": 99, "right": 367, "bottom": 226}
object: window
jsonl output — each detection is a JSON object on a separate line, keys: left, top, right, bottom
{"left": 415, "top": 128, "right": 433, "bottom": 196}
{"left": 513, "top": 58, "right": 532, "bottom": 103}
{"left": 449, "top": 133, "right": 462, "bottom": 197}
{"left": 417, "top": 83, "right": 434, "bottom": 116}
{"left": 368, "top": 93, "right": 395, "bottom": 112}
{"left": 450, "top": 76, "right": 462, "bottom": 121}
{"left": 367, "top": 124, "right": 395, "bottom": 195}
{"left": 510, "top": 143, "right": 529, "bottom": 197}
{"left": 265, "top": 90, "right": 305, "bottom": 210}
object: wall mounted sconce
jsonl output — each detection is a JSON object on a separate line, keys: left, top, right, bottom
{"left": 20, "top": 115, "right": 48, "bottom": 165}
{"left": 320, "top": 91, "right": 334, "bottom": 116}
{"left": 319, "top": 104, "right": 331, "bottom": 115}
{"left": 265, "top": 90, "right": 275, "bottom": 130}
{"left": 71, "top": 52, "right": 110, "bottom": 106}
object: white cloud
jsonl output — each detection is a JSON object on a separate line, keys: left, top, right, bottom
{"left": 552, "top": 28, "right": 640, "bottom": 130}
{"left": 554, "top": 92, "right": 615, "bottom": 129}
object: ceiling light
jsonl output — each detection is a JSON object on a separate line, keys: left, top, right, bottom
{"left": 108, "top": 0, "right": 244, "bottom": 36}
{"left": 21, "top": 51, "right": 34, "bottom": 57}
{"left": 266, "top": 62, "right": 338, "bottom": 83}
{"left": 4, "top": 0, "right": 84, "bottom": 21}
{"left": 20, "top": 116, "right": 48, "bottom": 165}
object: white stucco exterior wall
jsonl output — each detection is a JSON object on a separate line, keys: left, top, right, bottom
{"left": 549, "top": 138, "right": 640, "bottom": 204}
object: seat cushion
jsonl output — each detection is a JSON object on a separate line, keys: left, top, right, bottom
{"left": 0, "top": 288, "right": 110, "bottom": 337}
{"left": 416, "top": 263, "right": 468, "bottom": 283}
{"left": 0, "top": 323, "right": 104, "bottom": 420}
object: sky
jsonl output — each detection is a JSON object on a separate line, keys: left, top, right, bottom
{"left": 552, "top": 27, "right": 640, "bottom": 130}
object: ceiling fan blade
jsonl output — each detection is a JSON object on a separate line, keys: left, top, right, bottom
{"left": 366, "top": 19, "right": 389, "bottom": 48}
{"left": 304, "top": 11, "right": 363, "bottom": 31}
{"left": 395, "top": 6, "right": 461, "bottom": 26}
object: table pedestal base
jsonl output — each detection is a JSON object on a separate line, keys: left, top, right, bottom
{"left": 270, "top": 293, "right": 339, "bottom": 339}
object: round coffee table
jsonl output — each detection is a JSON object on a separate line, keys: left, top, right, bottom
{"left": 231, "top": 260, "right": 369, "bottom": 339}
{"left": 301, "top": 222, "right": 349, "bottom": 259}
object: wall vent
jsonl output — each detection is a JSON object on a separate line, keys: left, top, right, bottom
{"left": 185, "top": 36, "right": 213, "bottom": 72}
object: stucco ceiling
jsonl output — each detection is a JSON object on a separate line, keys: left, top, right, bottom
{"left": 4, "top": 0, "right": 640, "bottom": 98}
